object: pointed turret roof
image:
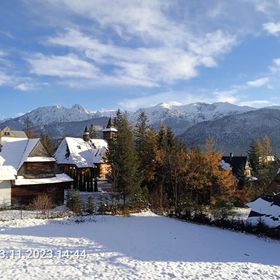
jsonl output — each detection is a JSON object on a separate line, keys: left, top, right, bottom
{"left": 103, "top": 116, "right": 118, "bottom": 132}
{"left": 106, "top": 116, "right": 114, "bottom": 128}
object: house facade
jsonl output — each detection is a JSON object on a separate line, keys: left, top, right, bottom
{"left": 55, "top": 117, "right": 117, "bottom": 192}
{"left": 0, "top": 127, "right": 27, "bottom": 138}
{"left": 0, "top": 136, "right": 73, "bottom": 207}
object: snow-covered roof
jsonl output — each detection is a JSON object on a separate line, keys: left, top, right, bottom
{"left": 247, "top": 198, "right": 280, "bottom": 217}
{"left": 55, "top": 137, "right": 108, "bottom": 168}
{"left": 246, "top": 196, "right": 280, "bottom": 228}
{"left": 220, "top": 160, "right": 231, "bottom": 170}
{"left": 0, "top": 166, "right": 17, "bottom": 180}
{"left": 102, "top": 127, "right": 118, "bottom": 132}
{"left": 25, "top": 157, "right": 56, "bottom": 162}
{"left": 0, "top": 137, "right": 40, "bottom": 170}
{"left": 14, "top": 173, "right": 73, "bottom": 186}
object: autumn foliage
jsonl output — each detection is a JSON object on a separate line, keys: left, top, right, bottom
{"left": 109, "top": 111, "right": 238, "bottom": 216}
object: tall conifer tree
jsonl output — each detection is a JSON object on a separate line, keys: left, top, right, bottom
{"left": 109, "top": 111, "right": 141, "bottom": 205}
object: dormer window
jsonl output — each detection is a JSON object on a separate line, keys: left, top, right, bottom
{"left": 4, "top": 131, "right": 10, "bottom": 136}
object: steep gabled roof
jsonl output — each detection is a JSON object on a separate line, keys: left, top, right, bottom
{"left": 55, "top": 137, "right": 108, "bottom": 168}
{"left": 0, "top": 137, "right": 40, "bottom": 170}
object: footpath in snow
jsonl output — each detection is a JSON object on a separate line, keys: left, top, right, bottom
{"left": 0, "top": 211, "right": 279, "bottom": 280}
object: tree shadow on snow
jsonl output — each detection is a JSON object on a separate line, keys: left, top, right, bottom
{"left": 0, "top": 215, "right": 279, "bottom": 266}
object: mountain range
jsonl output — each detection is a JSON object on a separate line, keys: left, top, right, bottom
{"left": 1, "top": 102, "right": 280, "bottom": 154}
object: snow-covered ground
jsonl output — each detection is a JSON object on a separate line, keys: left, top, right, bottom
{"left": 0, "top": 211, "right": 279, "bottom": 280}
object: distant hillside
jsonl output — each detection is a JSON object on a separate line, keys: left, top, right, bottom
{"left": 180, "top": 109, "right": 280, "bottom": 154}
{"left": 0, "top": 104, "right": 113, "bottom": 129}
{"left": 132, "top": 102, "right": 254, "bottom": 134}
{"left": 0, "top": 102, "right": 254, "bottom": 136}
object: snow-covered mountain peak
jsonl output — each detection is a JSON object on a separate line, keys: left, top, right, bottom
{"left": 132, "top": 102, "right": 255, "bottom": 134}
{"left": 71, "top": 104, "right": 89, "bottom": 113}
{"left": 1, "top": 102, "right": 256, "bottom": 136}
{"left": 16, "top": 104, "right": 96, "bottom": 126}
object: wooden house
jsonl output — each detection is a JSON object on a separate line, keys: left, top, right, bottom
{"left": 0, "top": 136, "right": 73, "bottom": 207}
{"left": 222, "top": 154, "right": 252, "bottom": 178}
{"left": 0, "top": 127, "right": 27, "bottom": 138}
{"left": 55, "top": 118, "right": 117, "bottom": 192}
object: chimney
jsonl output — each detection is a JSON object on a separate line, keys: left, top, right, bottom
{"left": 83, "top": 126, "right": 90, "bottom": 142}
{"left": 230, "top": 152, "right": 233, "bottom": 160}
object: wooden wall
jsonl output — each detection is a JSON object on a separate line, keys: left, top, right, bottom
{"left": 58, "top": 163, "right": 111, "bottom": 192}
{"left": 19, "top": 162, "right": 56, "bottom": 179}
{"left": 59, "top": 165, "right": 96, "bottom": 192}
{"left": 11, "top": 183, "right": 69, "bottom": 206}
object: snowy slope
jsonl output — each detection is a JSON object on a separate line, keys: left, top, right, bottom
{"left": 133, "top": 102, "right": 254, "bottom": 124}
{"left": 0, "top": 104, "right": 114, "bottom": 128}
{"left": 0, "top": 212, "right": 279, "bottom": 280}
{"left": 181, "top": 108, "right": 280, "bottom": 154}
{"left": 132, "top": 102, "right": 254, "bottom": 134}
{"left": 0, "top": 102, "right": 253, "bottom": 131}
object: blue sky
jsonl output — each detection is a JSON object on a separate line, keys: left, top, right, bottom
{"left": 1, "top": 0, "right": 280, "bottom": 118}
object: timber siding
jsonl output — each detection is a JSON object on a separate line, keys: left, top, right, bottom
{"left": 11, "top": 182, "right": 69, "bottom": 206}
{"left": 59, "top": 165, "right": 96, "bottom": 192}
{"left": 19, "top": 162, "right": 56, "bottom": 179}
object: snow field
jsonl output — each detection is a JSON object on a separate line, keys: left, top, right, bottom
{"left": 0, "top": 212, "right": 279, "bottom": 280}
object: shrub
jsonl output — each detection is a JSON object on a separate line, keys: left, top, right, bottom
{"left": 97, "top": 194, "right": 109, "bottom": 214}
{"left": 86, "top": 195, "right": 94, "bottom": 215}
{"left": 66, "top": 188, "right": 82, "bottom": 213}
{"left": 31, "top": 194, "right": 53, "bottom": 210}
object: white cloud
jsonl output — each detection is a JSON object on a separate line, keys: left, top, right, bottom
{"left": 214, "top": 90, "right": 238, "bottom": 104}
{"left": 268, "top": 58, "right": 280, "bottom": 73}
{"left": 45, "top": 28, "right": 235, "bottom": 86}
{"left": 41, "top": 0, "right": 185, "bottom": 46}
{"left": 239, "top": 100, "right": 273, "bottom": 107}
{"left": 14, "top": 83, "right": 35, "bottom": 91}
{"left": 263, "top": 22, "right": 280, "bottom": 35}
{"left": 272, "top": 58, "right": 280, "bottom": 66}
{"left": 0, "top": 70, "right": 11, "bottom": 86}
{"left": 246, "top": 77, "right": 269, "bottom": 87}
{"left": 26, "top": 53, "right": 99, "bottom": 78}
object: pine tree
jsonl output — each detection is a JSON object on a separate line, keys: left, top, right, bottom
{"left": 134, "top": 111, "right": 149, "bottom": 157}
{"left": 134, "top": 111, "right": 156, "bottom": 190}
{"left": 108, "top": 111, "right": 142, "bottom": 205}
{"left": 248, "top": 139, "right": 261, "bottom": 173}
{"left": 248, "top": 136, "right": 278, "bottom": 197}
